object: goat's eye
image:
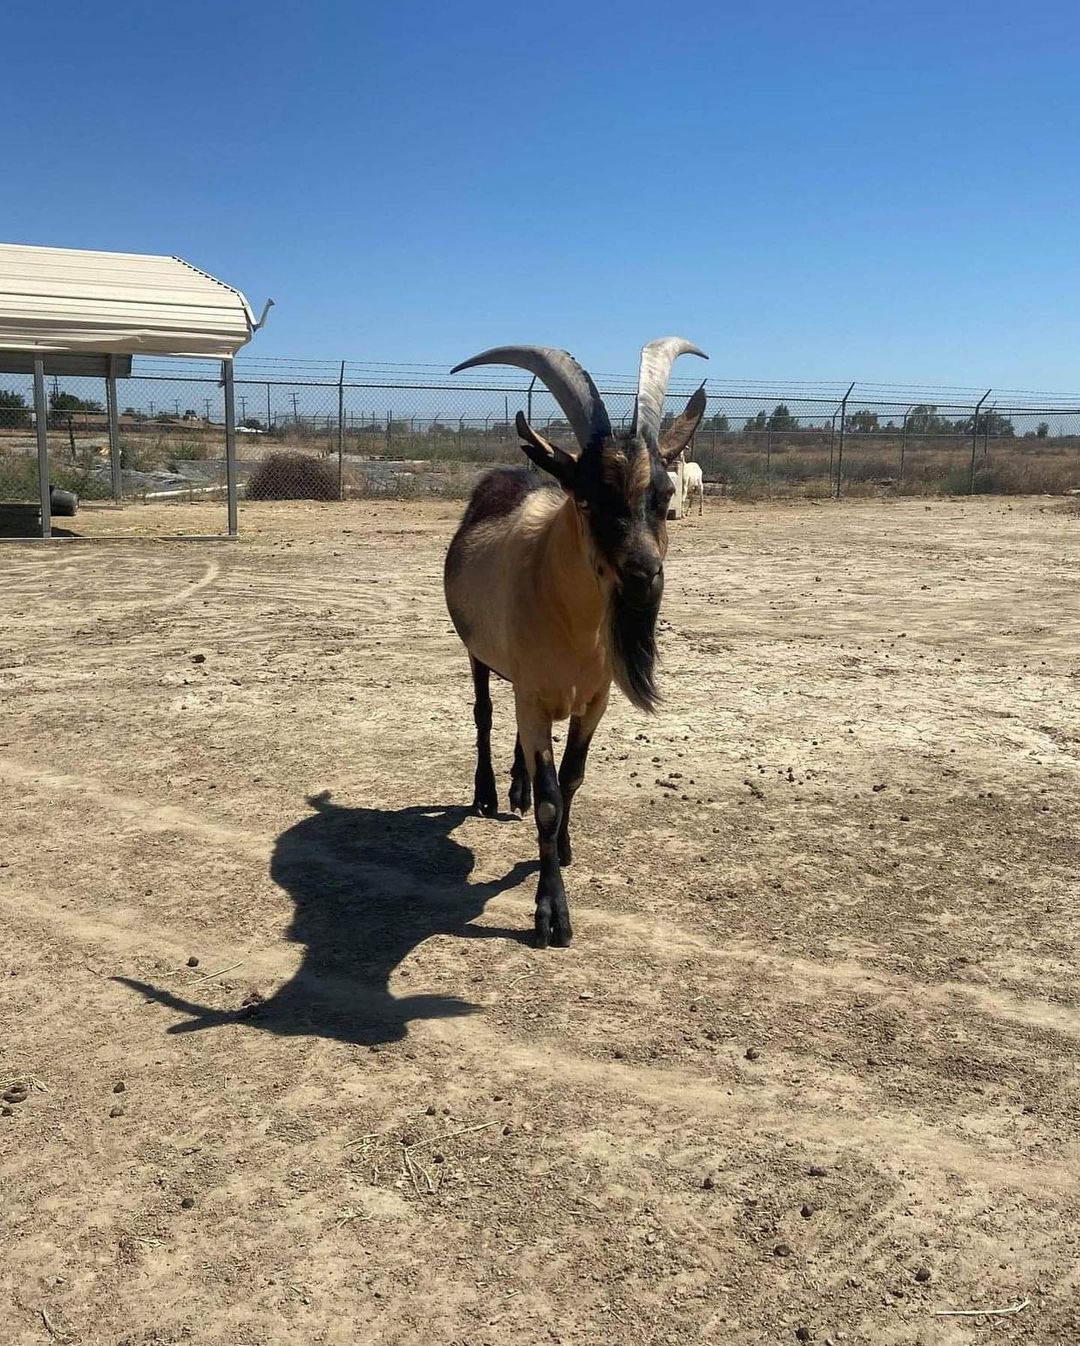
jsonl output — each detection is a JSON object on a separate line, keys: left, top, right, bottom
{"left": 578, "top": 499, "right": 591, "bottom": 513}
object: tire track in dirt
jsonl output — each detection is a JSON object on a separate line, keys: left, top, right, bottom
{"left": 422, "top": 1021, "right": 1076, "bottom": 1199}
{"left": 6, "top": 751, "right": 1080, "bottom": 1044}
{"left": 5, "top": 882, "right": 1076, "bottom": 1202}
{"left": 0, "top": 756, "right": 270, "bottom": 861}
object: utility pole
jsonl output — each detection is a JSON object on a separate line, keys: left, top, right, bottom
{"left": 291, "top": 391, "right": 300, "bottom": 425}
{"left": 204, "top": 397, "right": 211, "bottom": 423}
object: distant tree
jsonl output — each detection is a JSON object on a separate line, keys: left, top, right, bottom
{"left": 0, "top": 389, "right": 30, "bottom": 428}
{"left": 744, "top": 410, "right": 767, "bottom": 432}
{"left": 906, "top": 404, "right": 954, "bottom": 434}
{"left": 706, "top": 412, "right": 730, "bottom": 434}
{"left": 974, "top": 409, "right": 1015, "bottom": 438}
{"left": 241, "top": 417, "right": 265, "bottom": 431}
{"left": 847, "top": 410, "right": 879, "bottom": 432}
{"left": 767, "top": 403, "right": 798, "bottom": 431}
{"left": 50, "top": 390, "right": 102, "bottom": 413}
{"left": 1036, "top": 421, "right": 1050, "bottom": 438}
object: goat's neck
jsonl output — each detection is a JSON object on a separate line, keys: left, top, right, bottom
{"left": 536, "top": 497, "right": 609, "bottom": 644}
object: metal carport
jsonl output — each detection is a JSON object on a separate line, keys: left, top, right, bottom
{"left": 0, "top": 243, "right": 270, "bottom": 538}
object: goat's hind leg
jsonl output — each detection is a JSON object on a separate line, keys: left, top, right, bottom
{"left": 509, "top": 734, "right": 532, "bottom": 816}
{"left": 470, "top": 657, "right": 498, "bottom": 817}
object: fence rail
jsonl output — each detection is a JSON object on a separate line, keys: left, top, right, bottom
{"left": 3, "top": 358, "right": 1080, "bottom": 520}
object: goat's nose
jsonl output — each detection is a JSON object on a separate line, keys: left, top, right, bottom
{"left": 623, "top": 560, "right": 664, "bottom": 602}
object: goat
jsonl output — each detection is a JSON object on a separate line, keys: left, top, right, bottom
{"left": 444, "top": 338, "right": 708, "bottom": 947}
{"left": 682, "top": 460, "right": 704, "bottom": 515}
{"left": 666, "top": 470, "right": 681, "bottom": 517}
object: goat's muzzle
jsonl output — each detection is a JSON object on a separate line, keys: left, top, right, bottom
{"left": 620, "top": 561, "right": 664, "bottom": 609}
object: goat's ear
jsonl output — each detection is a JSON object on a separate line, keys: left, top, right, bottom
{"left": 659, "top": 384, "right": 707, "bottom": 466}
{"left": 515, "top": 411, "right": 578, "bottom": 489}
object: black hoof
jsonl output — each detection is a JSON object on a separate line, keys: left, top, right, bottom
{"left": 473, "top": 768, "right": 498, "bottom": 818}
{"left": 509, "top": 775, "right": 532, "bottom": 816}
{"left": 557, "top": 834, "right": 573, "bottom": 867}
{"left": 534, "top": 906, "right": 572, "bottom": 949}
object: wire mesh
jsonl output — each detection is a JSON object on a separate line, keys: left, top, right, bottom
{"left": 3, "top": 354, "right": 1080, "bottom": 537}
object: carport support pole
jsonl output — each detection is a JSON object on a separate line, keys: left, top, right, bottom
{"left": 106, "top": 355, "right": 122, "bottom": 504}
{"left": 969, "top": 389, "right": 990, "bottom": 495}
{"left": 223, "top": 359, "right": 238, "bottom": 537}
{"left": 834, "top": 382, "right": 855, "bottom": 499}
{"left": 33, "top": 358, "right": 51, "bottom": 539}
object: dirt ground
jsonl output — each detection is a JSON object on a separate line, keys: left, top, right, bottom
{"left": 2, "top": 495, "right": 1079, "bottom": 1346}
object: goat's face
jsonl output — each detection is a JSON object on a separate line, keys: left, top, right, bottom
{"left": 572, "top": 435, "right": 674, "bottom": 608}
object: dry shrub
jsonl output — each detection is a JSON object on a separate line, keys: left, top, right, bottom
{"left": 247, "top": 452, "right": 338, "bottom": 501}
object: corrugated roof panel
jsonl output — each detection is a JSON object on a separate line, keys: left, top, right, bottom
{"left": 0, "top": 243, "right": 257, "bottom": 359}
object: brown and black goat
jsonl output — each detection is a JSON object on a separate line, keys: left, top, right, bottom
{"left": 444, "top": 338, "right": 707, "bottom": 947}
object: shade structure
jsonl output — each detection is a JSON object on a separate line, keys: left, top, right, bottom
{"left": 0, "top": 243, "right": 256, "bottom": 361}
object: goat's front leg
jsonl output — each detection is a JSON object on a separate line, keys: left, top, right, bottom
{"left": 515, "top": 692, "right": 570, "bottom": 948}
{"left": 557, "top": 688, "right": 609, "bottom": 867}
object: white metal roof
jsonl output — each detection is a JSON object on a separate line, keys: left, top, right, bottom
{"left": 0, "top": 243, "right": 256, "bottom": 360}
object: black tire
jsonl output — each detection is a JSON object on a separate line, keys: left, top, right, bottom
{"left": 49, "top": 487, "right": 78, "bottom": 517}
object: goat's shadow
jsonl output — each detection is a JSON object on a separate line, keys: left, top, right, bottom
{"left": 116, "top": 792, "right": 534, "bottom": 1046}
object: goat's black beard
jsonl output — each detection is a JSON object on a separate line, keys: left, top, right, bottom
{"left": 609, "top": 586, "right": 662, "bottom": 713}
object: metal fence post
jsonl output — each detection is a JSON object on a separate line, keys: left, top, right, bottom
{"left": 33, "top": 357, "right": 51, "bottom": 538}
{"left": 835, "top": 382, "right": 855, "bottom": 498}
{"left": 223, "top": 359, "right": 238, "bottom": 537}
{"left": 106, "top": 355, "right": 122, "bottom": 504}
{"left": 766, "top": 423, "right": 772, "bottom": 490}
{"left": 969, "top": 389, "right": 991, "bottom": 494}
{"left": 337, "top": 360, "right": 345, "bottom": 500}
{"left": 899, "top": 405, "right": 913, "bottom": 483}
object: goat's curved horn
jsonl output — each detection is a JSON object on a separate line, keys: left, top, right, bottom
{"left": 451, "top": 345, "right": 611, "bottom": 452}
{"left": 632, "top": 337, "right": 708, "bottom": 447}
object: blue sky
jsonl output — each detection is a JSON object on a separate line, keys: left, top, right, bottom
{"left": 5, "top": 1, "right": 1080, "bottom": 390}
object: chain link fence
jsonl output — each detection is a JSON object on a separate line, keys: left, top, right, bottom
{"left": 4, "top": 358, "right": 1080, "bottom": 535}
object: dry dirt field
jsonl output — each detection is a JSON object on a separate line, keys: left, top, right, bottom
{"left": 2, "top": 496, "right": 1079, "bottom": 1346}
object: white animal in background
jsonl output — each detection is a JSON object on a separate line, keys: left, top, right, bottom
{"left": 667, "top": 470, "right": 680, "bottom": 514}
{"left": 682, "top": 461, "right": 704, "bottom": 515}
